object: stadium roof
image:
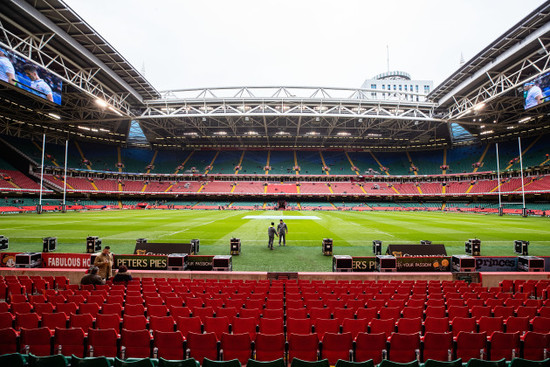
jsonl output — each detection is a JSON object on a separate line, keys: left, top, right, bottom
{"left": 429, "top": 1, "right": 550, "bottom": 107}
{"left": 2, "top": 0, "right": 159, "bottom": 102}
{"left": 0, "top": 0, "right": 549, "bottom": 150}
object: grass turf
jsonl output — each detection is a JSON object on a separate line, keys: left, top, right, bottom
{"left": 0, "top": 209, "right": 549, "bottom": 272}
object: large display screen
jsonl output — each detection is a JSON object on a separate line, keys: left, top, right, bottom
{"left": 0, "top": 46, "right": 62, "bottom": 105}
{"left": 524, "top": 72, "right": 550, "bottom": 110}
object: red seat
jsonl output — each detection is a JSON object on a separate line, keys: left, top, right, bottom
{"left": 489, "top": 331, "right": 519, "bottom": 361}
{"left": 287, "top": 308, "right": 308, "bottom": 319}
{"left": 15, "top": 312, "right": 40, "bottom": 330}
{"left": 447, "top": 306, "right": 469, "bottom": 320}
{"left": 0, "top": 327, "right": 18, "bottom": 355}
{"left": 287, "top": 317, "right": 312, "bottom": 335}
{"left": 239, "top": 308, "right": 262, "bottom": 321}
{"left": 95, "top": 313, "right": 121, "bottom": 334}
{"left": 42, "top": 312, "right": 68, "bottom": 331}
{"left": 11, "top": 302, "right": 32, "bottom": 315}
{"left": 147, "top": 304, "right": 169, "bottom": 317}
{"left": 379, "top": 307, "right": 401, "bottom": 320}
{"left": 478, "top": 316, "right": 504, "bottom": 336}
{"left": 102, "top": 303, "right": 123, "bottom": 317}
{"left": 69, "top": 313, "right": 94, "bottom": 331}
{"left": 522, "top": 331, "right": 550, "bottom": 361}
{"left": 232, "top": 316, "right": 257, "bottom": 341}
{"left": 308, "top": 307, "right": 331, "bottom": 320}
{"left": 342, "top": 318, "right": 368, "bottom": 339}
{"left": 314, "top": 318, "right": 339, "bottom": 340}
{"left": 153, "top": 330, "right": 185, "bottom": 360}
{"left": 221, "top": 332, "right": 252, "bottom": 364}
{"left": 121, "top": 328, "right": 152, "bottom": 358}
{"left": 33, "top": 303, "right": 55, "bottom": 316}
{"left": 122, "top": 314, "right": 148, "bottom": 331}
{"left": 170, "top": 306, "right": 192, "bottom": 318}
{"left": 288, "top": 333, "right": 319, "bottom": 363}
{"left": 455, "top": 331, "right": 487, "bottom": 362}
{"left": 422, "top": 332, "right": 453, "bottom": 362}
{"left": 124, "top": 303, "right": 145, "bottom": 316}
{"left": 321, "top": 332, "right": 353, "bottom": 365}
{"left": 78, "top": 303, "right": 101, "bottom": 317}
{"left": 20, "top": 327, "right": 52, "bottom": 356}
{"left": 149, "top": 315, "right": 176, "bottom": 332}
{"left": 216, "top": 307, "right": 238, "bottom": 319}
{"left": 424, "top": 317, "right": 450, "bottom": 333}
{"left": 388, "top": 332, "right": 420, "bottom": 363}
{"left": 186, "top": 331, "right": 219, "bottom": 363}
{"left": 355, "top": 308, "right": 378, "bottom": 320}
{"left": 471, "top": 306, "right": 492, "bottom": 321}
{"left": 402, "top": 307, "right": 424, "bottom": 319}
{"left": 259, "top": 317, "right": 284, "bottom": 335}
{"left": 532, "top": 316, "right": 550, "bottom": 333}
{"left": 56, "top": 302, "right": 78, "bottom": 316}
{"left": 515, "top": 307, "right": 538, "bottom": 319}
{"left": 204, "top": 316, "right": 230, "bottom": 340}
{"left": 87, "top": 328, "right": 119, "bottom": 357}
{"left": 355, "top": 332, "right": 387, "bottom": 363}
{"left": 493, "top": 306, "right": 514, "bottom": 319}
{"left": 192, "top": 307, "right": 215, "bottom": 324}
{"left": 333, "top": 308, "right": 355, "bottom": 323}
{"left": 396, "top": 317, "right": 422, "bottom": 334}
{"left": 255, "top": 333, "right": 285, "bottom": 361}
{"left": 369, "top": 318, "right": 396, "bottom": 338}
{"left": 451, "top": 317, "right": 476, "bottom": 337}
{"left": 0, "top": 312, "right": 14, "bottom": 329}
{"left": 54, "top": 327, "right": 85, "bottom": 357}
{"left": 176, "top": 316, "right": 203, "bottom": 338}
{"left": 424, "top": 306, "right": 446, "bottom": 319}
{"left": 504, "top": 316, "right": 529, "bottom": 334}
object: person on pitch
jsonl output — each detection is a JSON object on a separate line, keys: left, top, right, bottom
{"left": 277, "top": 219, "right": 288, "bottom": 246}
{"left": 268, "top": 222, "right": 278, "bottom": 250}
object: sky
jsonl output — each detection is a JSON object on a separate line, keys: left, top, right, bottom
{"left": 64, "top": 0, "right": 546, "bottom": 92}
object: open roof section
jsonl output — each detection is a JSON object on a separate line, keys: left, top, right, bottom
{"left": 428, "top": 1, "right": 550, "bottom": 107}
{"left": 2, "top": 0, "right": 160, "bottom": 104}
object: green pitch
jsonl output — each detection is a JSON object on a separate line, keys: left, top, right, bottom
{"left": 1, "top": 210, "right": 549, "bottom": 272}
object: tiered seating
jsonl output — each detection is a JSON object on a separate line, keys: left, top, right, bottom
{"left": 1, "top": 276, "right": 549, "bottom": 363}
{"left": 209, "top": 150, "right": 243, "bottom": 174}
{"left": 201, "top": 181, "right": 234, "bottom": 194}
{"left": 266, "top": 183, "right": 297, "bottom": 194}
{"left": 239, "top": 151, "right": 268, "bottom": 175}
{"left": 330, "top": 182, "right": 364, "bottom": 194}
{"left": 269, "top": 151, "right": 295, "bottom": 175}
{"left": 322, "top": 151, "right": 354, "bottom": 175}
{"left": 232, "top": 182, "right": 265, "bottom": 194}
{"left": 299, "top": 183, "right": 331, "bottom": 194}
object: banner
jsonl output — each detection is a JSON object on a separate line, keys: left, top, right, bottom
{"left": 0, "top": 252, "right": 20, "bottom": 267}
{"left": 114, "top": 254, "right": 167, "bottom": 270}
{"left": 474, "top": 257, "right": 518, "bottom": 272}
{"left": 396, "top": 256, "right": 451, "bottom": 272}
{"left": 134, "top": 242, "right": 195, "bottom": 255}
{"left": 351, "top": 256, "right": 450, "bottom": 272}
{"left": 42, "top": 253, "right": 91, "bottom": 268}
{"left": 187, "top": 255, "right": 214, "bottom": 271}
{"left": 351, "top": 257, "right": 377, "bottom": 272}
{"left": 386, "top": 244, "right": 447, "bottom": 257}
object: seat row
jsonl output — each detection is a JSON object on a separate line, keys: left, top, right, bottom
{"left": 3, "top": 309, "right": 550, "bottom": 339}
{"left": 1, "top": 326, "right": 549, "bottom": 365}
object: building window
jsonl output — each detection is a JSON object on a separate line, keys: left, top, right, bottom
{"left": 371, "top": 84, "right": 377, "bottom": 90}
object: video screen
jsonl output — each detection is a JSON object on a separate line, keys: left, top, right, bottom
{"left": 0, "top": 46, "right": 62, "bottom": 105}
{"left": 524, "top": 72, "right": 550, "bottom": 110}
